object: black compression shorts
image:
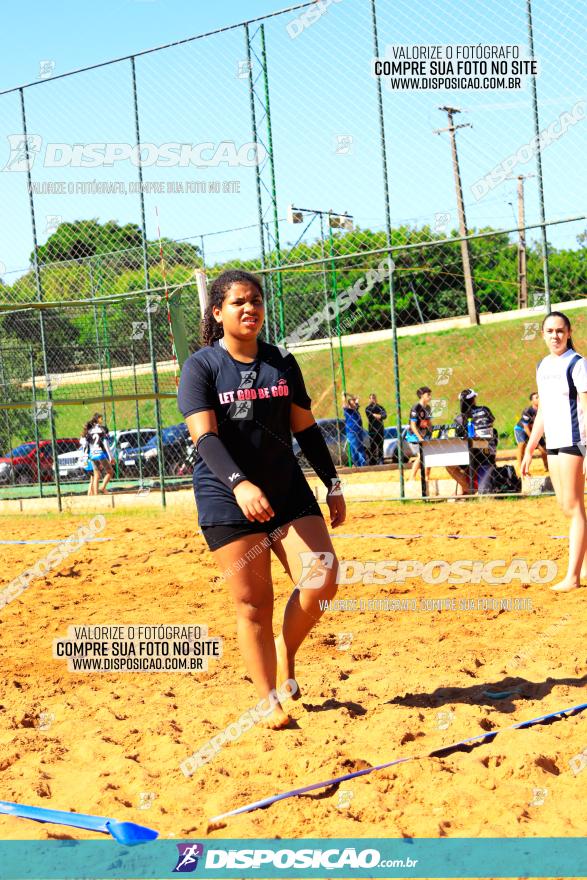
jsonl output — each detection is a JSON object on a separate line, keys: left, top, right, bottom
{"left": 546, "top": 445, "right": 585, "bottom": 457}
{"left": 201, "top": 490, "right": 323, "bottom": 550}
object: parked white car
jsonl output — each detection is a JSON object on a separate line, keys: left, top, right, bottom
{"left": 382, "top": 425, "right": 413, "bottom": 463}
{"left": 54, "top": 428, "right": 156, "bottom": 481}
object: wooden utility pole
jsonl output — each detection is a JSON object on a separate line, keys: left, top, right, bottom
{"left": 507, "top": 173, "right": 534, "bottom": 308}
{"left": 435, "top": 106, "right": 479, "bottom": 325}
{"left": 516, "top": 174, "right": 537, "bottom": 309}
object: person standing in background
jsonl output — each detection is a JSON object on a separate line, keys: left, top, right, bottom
{"left": 522, "top": 311, "right": 587, "bottom": 592}
{"left": 365, "top": 393, "right": 387, "bottom": 465}
{"left": 406, "top": 386, "right": 432, "bottom": 482}
{"left": 79, "top": 417, "right": 96, "bottom": 497}
{"left": 447, "top": 389, "right": 496, "bottom": 495}
{"left": 342, "top": 393, "right": 367, "bottom": 467}
{"left": 80, "top": 413, "right": 114, "bottom": 496}
{"left": 514, "top": 392, "right": 548, "bottom": 476}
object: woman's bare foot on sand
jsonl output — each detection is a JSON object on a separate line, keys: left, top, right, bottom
{"left": 551, "top": 578, "right": 582, "bottom": 592}
{"left": 275, "top": 635, "right": 301, "bottom": 701}
{"left": 259, "top": 702, "right": 290, "bottom": 729}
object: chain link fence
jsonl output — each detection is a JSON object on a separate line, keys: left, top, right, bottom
{"left": 0, "top": 0, "right": 585, "bottom": 506}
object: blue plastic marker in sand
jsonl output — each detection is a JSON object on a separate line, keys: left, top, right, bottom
{"left": 483, "top": 688, "right": 523, "bottom": 700}
{"left": 0, "top": 800, "right": 157, "bottom": 845}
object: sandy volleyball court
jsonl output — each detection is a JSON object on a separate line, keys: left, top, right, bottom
{"left": 0, "top": 496, "right": 585, "bottom": 845}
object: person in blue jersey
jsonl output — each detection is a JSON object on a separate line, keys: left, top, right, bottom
{"left": 178, "top": 270, "right": 346, "bottom": 729}
{"left": 342, "top": 393, "right": 367, "bottom": 466}
{"left": 514, "top": 392, "right": 548, "bottom": 476}
{"left": 522, "top": 311, "right": 587, "bottom": 592}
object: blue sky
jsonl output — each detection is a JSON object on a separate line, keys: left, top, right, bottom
{"left": 0, "top": 0, "right": 585, "bottom": 281}
{"left": 0, "top": 2, "right": 285, "bottom": 85}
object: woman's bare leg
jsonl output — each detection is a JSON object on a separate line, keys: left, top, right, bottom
{"left": 424, "top": 467, "right": 433, "bottom": 493}
{"left": 516, "top": 441, "right": 526, "bottom": 476}
{"left": 446, "top": 465, "right": 470, "bottom": 494}
{"left": 89, "top": 463, "right": 100, "bottom": 495}
{"left": 271, "top": 516, "right": 339, "bottom": 699}
{"left": 212, "top": 532, "right": 290, "bottom": 728}
{"left": 548, "top": 453, "right": 587, "bottom": 591}
{"left": 100, "top": 461, "right": 113, "bottom": 493}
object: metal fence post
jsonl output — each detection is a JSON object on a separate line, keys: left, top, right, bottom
{"left": 264, "top": 221, "right": 278, "bottom": 344}
{"left": 327, "top": 220, "right": 352, "bottom": 468}
{"left": 100, "top": 305, "right": 119, "bottom": 480}
{"left": 369, "top": 0, "right": 405, "bottom": 498}
{"left": 319, "top": 213, "right": 343, "bottom": 464}
{"left": 245, "top": 25, "right": 268, "bottom": 301}
{"left": 19, "top": 87, "right": 62, "bottom": 511}
{"left": 131, "top": 340, "right": 145, "bottom": 487}
{"left": 29, "top": 347, "right": 43, "bottom": 498}
{"left": 131, "top": 55, "right": 166, "bottom": 507}
{"left": 90, "top": 261, "right": 107, "bottom": 405}
{"left": 526, "top": 0, "right": 551, "bottom": 312}
{"left": 0, "top": 346, "right": 16, "bottom": 492}
{"left": 1, "top": 407, "right": 13, "bottom": 488}
{"left": 259, "top": 23, "right": 285, "bottom": 340}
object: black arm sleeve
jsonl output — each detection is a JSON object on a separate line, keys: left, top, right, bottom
{"left": 196, "top": 432, "right": 248, "bottom": 491}
{"left": 293, "top": 423, "right": 338, "bottom": 489}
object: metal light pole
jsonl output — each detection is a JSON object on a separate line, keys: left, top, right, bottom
{"left": 370, "top": 0, "right": 406, "bottom": 496}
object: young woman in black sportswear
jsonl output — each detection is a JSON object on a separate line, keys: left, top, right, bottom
{"left": 178, "top": 270, "right": 346, "bottom": 728}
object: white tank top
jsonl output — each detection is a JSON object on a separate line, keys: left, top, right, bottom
{"left": 536, "top": 349, "right": 587, "bottom": 449}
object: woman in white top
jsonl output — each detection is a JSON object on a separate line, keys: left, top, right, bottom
{"left": 522, "top": 311, "right": 587, "bottom": 591}
{"left": 80, "top": 413, "right": 114, "bottom": 496}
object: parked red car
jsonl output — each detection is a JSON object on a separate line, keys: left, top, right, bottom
{"left": 0, "top": 439, "right": 80, "bottom": 485}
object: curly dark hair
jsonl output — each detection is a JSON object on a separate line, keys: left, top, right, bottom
{"left": 201, "top": 270, "right": 264, "bottom": 347}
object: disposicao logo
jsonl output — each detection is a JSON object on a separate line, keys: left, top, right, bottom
{"left": 173, "top": 842, "right": 205, "bottom": 873}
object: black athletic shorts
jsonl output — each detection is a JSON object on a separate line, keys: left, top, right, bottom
{"left": 546, "top": 445, "right": 585, "bottom": 457}
{"left": 201, "top": 493, "right": 323, "bottom": 551}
